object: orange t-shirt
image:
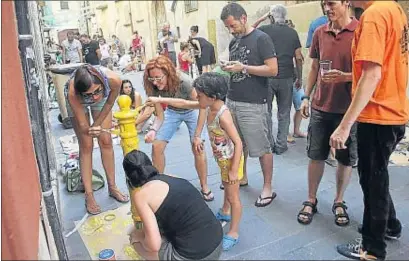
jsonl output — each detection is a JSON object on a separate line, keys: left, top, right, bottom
{"left": 351, "top": 1, "right": 409, "bottom": 125}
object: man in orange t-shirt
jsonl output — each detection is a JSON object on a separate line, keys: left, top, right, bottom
{"left": 330, "top": 1, "right": 409, "bottom": 260}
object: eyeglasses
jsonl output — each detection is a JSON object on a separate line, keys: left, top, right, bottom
{"left": 81, "top": 86, "right": 104, "bottom": 101}
{"left": 147, "top": 75, "right": 166, "bottom": 83}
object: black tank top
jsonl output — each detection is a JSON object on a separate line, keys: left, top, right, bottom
{"left": 150, "top": 175, "right": 223, "bottom": 259}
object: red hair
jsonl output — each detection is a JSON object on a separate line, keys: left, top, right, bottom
{"left": 143, "top": 55, "right": 180, "bottom": 96}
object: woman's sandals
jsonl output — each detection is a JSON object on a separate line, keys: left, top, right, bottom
{"left": 332, "top": 201, "right": 350, "bottom": 226}
{"left": 108, "top": 185, "right": 130, "bottom": 203}
{"left": 85, "top": 192, "right": 102, "bottom": 215}
{"left": 297, "top": 199, "right": 318, "bottom": 225}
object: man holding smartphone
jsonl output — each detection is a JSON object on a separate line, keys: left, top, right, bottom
{"left": 218, "top": 2, "right": 278, "bottom": 207}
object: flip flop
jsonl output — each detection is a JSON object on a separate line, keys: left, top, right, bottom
{"left": 293, "top": 133, "right": 307, "bottom": 138}
{"left": 254, "top": 192, "right": 277, "bottom": 207}
{"left": 201, "top": 190, "right": 214, "bottom": 202}
{"left": 222, "top": 235, "right": 239, "bottom": 251}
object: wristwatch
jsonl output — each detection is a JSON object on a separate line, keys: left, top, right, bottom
{"left": 301, "top": 95, "right": 310, "bottom": 101}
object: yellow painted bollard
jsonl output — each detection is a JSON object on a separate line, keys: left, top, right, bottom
{"left": 111, "top": 95, "right": 144, "bottom": 229}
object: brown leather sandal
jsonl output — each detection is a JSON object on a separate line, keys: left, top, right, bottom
{"left": 85, "top": 192, "right": 102, "bottom": 215}
{"left": 108, "top": 185, "right": 130, "bottom": 203}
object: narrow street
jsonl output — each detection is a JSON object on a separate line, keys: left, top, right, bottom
{"left": 49, "top": 71, "right": 409, "bottom": 260}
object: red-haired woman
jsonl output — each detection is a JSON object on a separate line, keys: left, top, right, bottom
{"left": 143, "top": 55, "right": 213, "bottom": 201}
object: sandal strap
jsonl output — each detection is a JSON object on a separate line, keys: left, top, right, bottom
{"left": 302, "top": 200, "right": 317, "bottom": 208}
{"left": 298, "top": 211, "right": 313, "bottom": 218}
{"left": 332, "top": 201, "right": 348, "bottom": 213}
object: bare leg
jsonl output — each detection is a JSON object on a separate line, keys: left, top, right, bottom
{"left": 334, "top": 163, "right": 352, "bottom": 224}
{"left": 192, "top": 144, "right": 212, "bottom": 199}
{"left": 298, "top": 159, "right": 325, "bottom": 222}
{"left": 257, "top": 153, "right": 274, "bottom": 204}
{"left": 224, "top": 181, "right": 241, "bottom": 239}
{"left": 71, "top": 114, "right": 101, "bottom": 214}
{"left": 293, "top": 110, "right": 306, "bottom": 137}
{"left": 152, "top": 140, "right": 167, "bottom": 173}
{"left": 92, "top": 110, "right": 128, "bottom": 201}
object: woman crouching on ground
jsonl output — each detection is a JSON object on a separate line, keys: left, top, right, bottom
{"left": 143, "top": 55, "right": 213, "bottom": 201}
{"left": 124, "top": 150, "right": 223, "bottom": 260}
{"left": 65, "top": 64, "right": 129, "bottom": 214}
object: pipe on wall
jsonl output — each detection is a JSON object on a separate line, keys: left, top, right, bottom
{"left": 14, "top": 1, "right": 68, "bottom": 260}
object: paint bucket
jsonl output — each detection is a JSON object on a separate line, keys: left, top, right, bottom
{"left": 99, "top": 249, "right": 116, "bottom": 260}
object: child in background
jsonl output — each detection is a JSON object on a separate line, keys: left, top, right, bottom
{"left": 178, "top": 42, "right": 194, "bottom": 75}
{"left": 145, "top": 72, "right": 243, "bottom": 251}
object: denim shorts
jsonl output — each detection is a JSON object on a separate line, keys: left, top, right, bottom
{"left": 156, "top": 108, "right": 205, "bottom": 142}
{"left": 292, "top": 85, "right": 305, "bottom": 111}
{"left": 66, "top": 97, "right": 108, "bottom": 118}
{"left": 226, "top": 98, "right": 272, "bottom": 158}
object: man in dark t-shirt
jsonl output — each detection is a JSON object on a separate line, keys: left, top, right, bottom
{"left": 219, "top": 2, "right": 278, "bottom": 209}
{"left": 254, "top": 4, "right": 304, "bottom": 155}
{"left": 79, "top": 34, "right": 101, "bottom": 65}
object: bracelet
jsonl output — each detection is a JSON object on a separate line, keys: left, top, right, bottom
{"left": 301, "top": 95, "right": 310, "bottom": 101}
{"left": 149, "top": 127, "right": 157, "bottom": 132}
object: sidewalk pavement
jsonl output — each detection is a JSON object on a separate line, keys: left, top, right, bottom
{"left": 49, "top": 71, "right": 409, "bottom": 260}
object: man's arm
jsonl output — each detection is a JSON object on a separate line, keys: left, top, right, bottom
{"left": 252, "top": 12, "right": 270, "bottom": 28}
{"left": 78, "top": 47, "right": 83, "bottom": 63}
{"left": 294, "top": 47, "right": 304, "bottom": 85}
{"left": 224, "top": 34, "right": 278, "bottom": 77}
{"left": 304, "top": 58, "right": 319, "bottom": 97}
{"left": 337, "top": 62, "right": 381, "bottom": 130}
{"left": 61, "top": 44, "right": 66, "bottom": 63}
{"left": 246, "top": 57, "right": 278, "bottom": 77}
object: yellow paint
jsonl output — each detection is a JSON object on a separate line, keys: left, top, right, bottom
{"left": 77, "top": 204, "right": 142, "bottom": 260}
{"left": 112, "top": 95, "right": 144, "bottom": 228}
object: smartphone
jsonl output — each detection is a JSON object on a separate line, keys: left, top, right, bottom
{"left": 220, "top": 60, "right": 235, "bottom": 66}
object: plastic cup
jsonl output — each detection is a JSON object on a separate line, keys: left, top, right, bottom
{"left": 319, "top": 60, "right": 332, "bottom": 76}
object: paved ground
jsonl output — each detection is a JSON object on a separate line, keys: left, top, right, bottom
{"left": 50, "top": 71, "right": 409, "bottom": 260}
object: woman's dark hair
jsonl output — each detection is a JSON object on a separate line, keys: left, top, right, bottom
{"left": 73, "top": 65, "right": 104, "bottom": 93}
{"left": 192, "top": 72, "right": 229, "bottom": 100}
{"left": 123, "top": 150, "right": 159, "bottom": 188}
{"left": 190, "top": 25, "right": 199, "bottom": 33}
{"left": 120, "top": 79, "right": 135, "bottom": 105}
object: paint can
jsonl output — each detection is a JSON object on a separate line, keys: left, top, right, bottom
{"left": 99, "top": 249, "right": 116, "bottom": 260}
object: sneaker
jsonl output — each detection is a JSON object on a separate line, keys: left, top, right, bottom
{"left": 357, "top": 224, "right": 401, "bottom": 240}
{"left": 336, "top": 238, "right": 384, "bottom": 260}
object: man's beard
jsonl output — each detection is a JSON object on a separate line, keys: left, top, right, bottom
{"left": 233, "top": 23, "right": 246, "bottom": 39}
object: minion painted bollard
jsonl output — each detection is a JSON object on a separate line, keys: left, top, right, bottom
{"left": 111, "top": 95, "right": 144, "bottom": 229}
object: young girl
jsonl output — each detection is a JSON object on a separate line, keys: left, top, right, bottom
{"left": 146, "top": 72, "right": 243, "bottom": 251}
{"left": 178, "top": 42, "right": 193, "bottom": 75}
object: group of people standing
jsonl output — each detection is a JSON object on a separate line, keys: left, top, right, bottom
{"left": 157, "top": 22, "right": 216, "bottom": 76}
{"left": 62, "top": 0, "right": 408, "bottom": 260}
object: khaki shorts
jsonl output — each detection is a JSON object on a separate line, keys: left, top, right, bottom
{"left": 226, "top": 98, "right": 272, "bottom": 158}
